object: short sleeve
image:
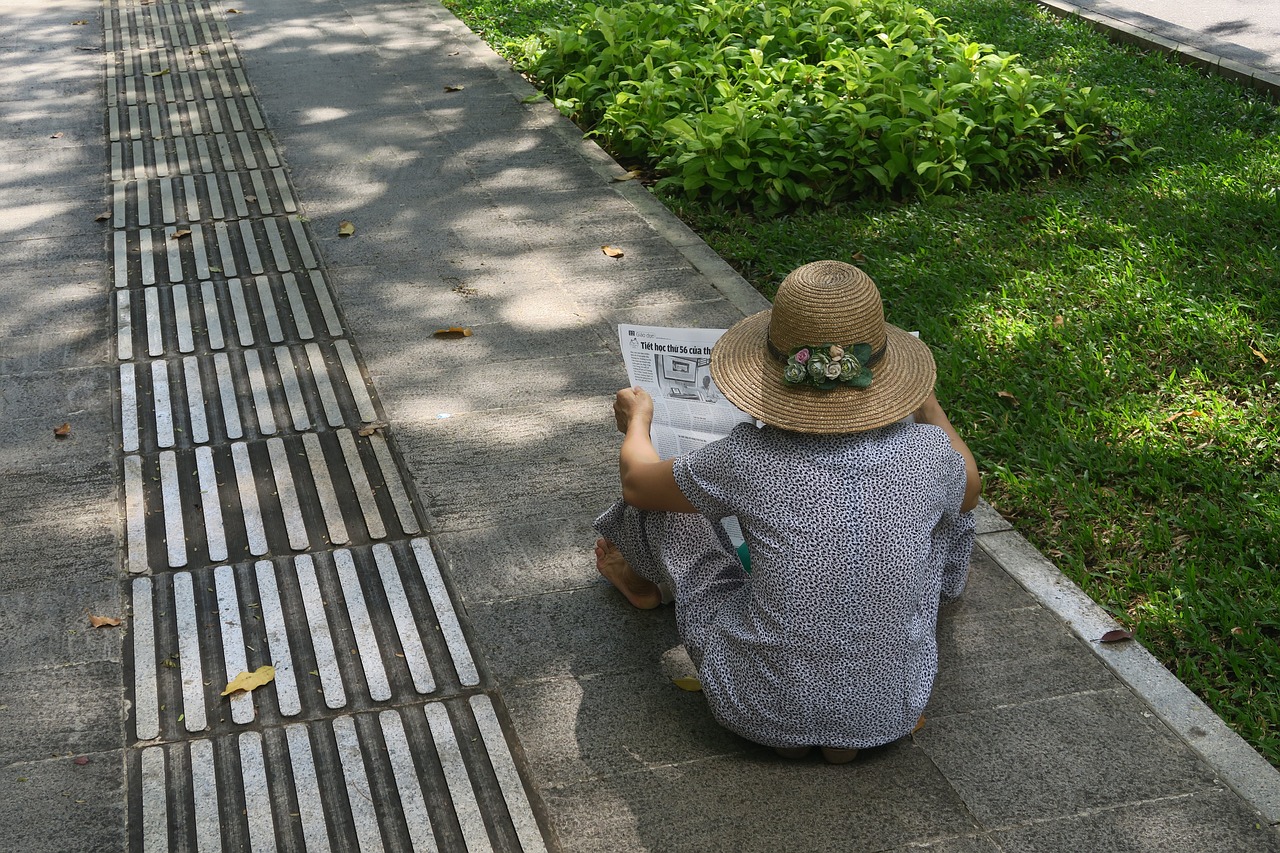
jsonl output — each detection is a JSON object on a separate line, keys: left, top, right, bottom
{"left": 671, "top": 423, "right": 756, "bottom": 521}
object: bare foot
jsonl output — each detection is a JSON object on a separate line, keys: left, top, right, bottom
{"left": 595, "top": 538, "right": 662, "bottom": 609}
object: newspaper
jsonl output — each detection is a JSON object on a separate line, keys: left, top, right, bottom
{"left": 618, "top": 324, "right": 756, "bottom": 459}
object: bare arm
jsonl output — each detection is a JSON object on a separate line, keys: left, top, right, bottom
{"left": 614, "top": 387, "right": 699, "bottom": 513}
{"left": 913, "top": 392, "right": 981, "bottom": 513}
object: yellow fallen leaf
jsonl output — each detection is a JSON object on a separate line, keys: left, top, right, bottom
{"left": 227, "top": 7, "right": 242, "bottom": 12}
{"left": 146, "top": 69, "right": 170, "bottom": 77}
{"left": 433, "top": 327, "right": 473, "bottom": 338}
{"left": 1052, "top": 315, "right": 1065, "bottom": 328}
{"left": 601, "top": 245, "right": 624, "bottom": 258}
{"left": 912, "top": 714, "right": 926, "bottom": 734}
{"left": 172, "top": 228, "right": 192, "bottom": 239}
{"left": 88, "top": 614, "right": 121, "bottom": 628}
{"left": 357, "top": 422, "right": 387, "bottom": 436}
{"left": 1250, "top": 345, "right": 1268, "bottom": 364}
{"left": 672, "top": 677, "right": 702, "bottom": 692}
{"left": 54, "top": 422, "right": 71, "bottom": 438}
{"left": 338, "top": 220, "right": 355, "bottom": 237}
{"left": 72, "top": 20, "right": 88, "bottom": 25}
{"left": 611, "top": 170, "right": 641, "bottom": 182}
{"left": 444, "top": 84, "right": 464, "bottom": 92}
{"left": 995, "top": 390, "right": 1019, "bottom": 407}
{"left": 94, "top": 212, "right": 110, "bottom": 222}
{"left": 222, "top": 665, "right": 276, "bottom": 696}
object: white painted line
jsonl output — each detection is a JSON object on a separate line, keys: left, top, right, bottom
{"left": 265, "top": 218, "right": 290, "bottom": 273}
{"left": 284, "top": 725, "right": 331, "bottom": 852}
{"left": 137, "top": 140, "right": 153, "bottom": 181}
{"left": 140, "top": 747, "right": 170, "bottom": 853}
{"left": 148, "top": 105, "right": 162, "bottom": 142}
{"left": 145, "top": 286, "right": 163, "bottom": 356}
{"left": 117, "top": 291, "right": 133, "bottom": 360}
{"left": 276, "top": 346, "right": 310, "bottom": 431}
{"left": 338, "top": 431, "right": 386, "bottom": 540}
{"left": 306, "top": 343, "right": 344, "bottom": 427}
{"left": 152, "top": 360, "right": 175, "bottom": 448}
{"left": 250, "top": 169, "right": 271, "bottom": 214}
{"left": 332, "top": 716, "right": 385, "bottom": 852}
{"left": 255, "top": 560, "right": 301, "bottom": 716}
{"left": 191, "top": 222, "right": 211, "bottom": 280}
{"left": 215, "top": 221, "right": 237, "bottom": 277}
{"left": 214, "top": 352, "right": 244, "bottom": 440}
{"left": 138, "top": 178, "right": 152, "bottom": 228}
{"left": 125, "top": 455, "right": 148, "bottom": 575}
{"left": 234, "top": 68, "right": 252, "bottom": 98}
{"left": 254, "top": 276, "right": 284, "bottom": 343}
{"left": 374, "top": 544, "right": 435, "bottom": 693}
{"left": 178, "top": 71, "right": 195, "bottom": 104}
{"left": 165, "top": 225, "right": 183, "bottom": 283}
{"left": 189, "top": 739, "right": 224, "bottom": 853}
{"left": 335, "top": 340, "right": 377, "bottom": 423}
{"left": 162, "top": 178, "right": 177, "bottom": 224}
{"left": 290, "top": 216, "right": 318, "bottom": 269}
{"left": 231, "top": 442, "right": 269, "bottom": 556}
{"left": 229, "top": 170, "right": 249, "bottom": 218}
{"left": 108, "top": 104, "right": 121, "bottom": 143}
{"left": 226, "top": 97, "right": 243, "bottom": 133}
{"left": 370, "top": 434, "right": 421, "bottom": 536}
{"left": 243, "top": 349, "right": 278, "bottom": 435}
{"left": 128, "top": 105, "right": 141, "bottom": 141}
{"left": 471, "top": 694, "right": 548, "bottom": 853}
{"left": 268, "top": 438, "right": 308, "bottom": 551}
{"left": 183, "top": 177, "right": 200, "bottom": 224}
{"left": 247, "top": 98, "right": 265, "bottom": 130}
{"left": 140, "top": 228, "right": 156, "bottom": 286}
{"left": 227, "top": 277, "right": 253, "bottom": 345}
{"left": 188, "top": 96, "right": 205, "bottom": 135}
{"left": 272, "top": 168, "right": 296, "bottom": 212}
{"left": 334, "top": 549, "right": 391, "bottom": 701}
{"left": 295, "top": 555, "right": 346, "bottom": 709}
{"left": 111, "top": 142, "right": 123, "bottom": 182}
{"left": 215, "top": 565, "right": 254, "bottom": 725}
{"left": 179, "top": 135, "right": 197, "bottom": 175}
{"left": 205, "top": 174, "right": 225, "bottom": 219}
{"left": 184, "top": 358, "right": 209, "bottom": 444}
{"left": 281, "top": 273, "right": 313, "bottom": 339}
{"left": 200, "top": 282, "right": 224, "bottom": 350}
{"left": 241, "top": 219, "right": 264, "bottom": 274}
{"left": 307, "top": 270, "right": 344, "bottom": 337}
{"left": 172, "top": 571, "right": 208, "bottom": 733}
{"left": 379, "top": 710, "right": 439, "bottom": 853}
{"left": 113, "top": 181, "right": 126, "bottom": 228}
{"left": 237, "top": 732, "right": 277, "bottom": 852}
{"left": 413, "top": 539, "right": 479, "bottom": 686}
{"left": 173, "top": 282, "right": 195, "bottom": 352}
{"left": 195, "top": 446, "right": 227, "bottom": 562}
{"left": 132, "top": 577, "right": 160, "bottom": 739}
{"left": 120, "top": 364, "right": 139, "bottom": 453}
{"left": 159, "top": 450, "right": 187, "bottom": 568}
{"left": 302, "top": 433, "right": 348, "bottom": 546}
{"left": 425, "top": 703, "right": 493, "bottom": 853}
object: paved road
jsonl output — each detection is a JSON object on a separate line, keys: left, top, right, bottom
{"left": 2, "top": 0, "right": 1279, "bottom": 850}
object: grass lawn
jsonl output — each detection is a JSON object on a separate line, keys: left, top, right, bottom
{"left": 443, "top": 0, "right": 1280, "bottom": 762}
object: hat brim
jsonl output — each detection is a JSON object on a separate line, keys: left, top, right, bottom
{"left": 710, "top": 310, "right": 936, "bottom": 434}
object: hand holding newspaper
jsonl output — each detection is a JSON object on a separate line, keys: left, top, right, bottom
{"left": 618, "top": 324, "right": 755, "bottom": 460}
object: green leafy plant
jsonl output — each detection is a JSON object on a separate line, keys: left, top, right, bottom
{"left": 513, "top": 0, "right": 1142, "bottom": 211}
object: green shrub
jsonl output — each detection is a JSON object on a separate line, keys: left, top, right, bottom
{"left": 514, "top": 0, "right": 1143, "bottom": 210}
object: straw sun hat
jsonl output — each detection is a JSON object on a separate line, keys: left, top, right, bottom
{"left": 710, "top": 260, "right": 936, "bottom": 434}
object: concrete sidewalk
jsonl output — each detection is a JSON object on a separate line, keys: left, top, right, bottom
{"left": 1, "top": 0, "right": 1279, "bottom": 850}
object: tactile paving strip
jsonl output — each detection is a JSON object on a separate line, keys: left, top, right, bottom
{"left": 101, "top": 0, "right": 551, "bottom": 848}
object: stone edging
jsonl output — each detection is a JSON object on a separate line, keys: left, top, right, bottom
{"left": 461, "top": 9, "right": 1280, "bottom": 825}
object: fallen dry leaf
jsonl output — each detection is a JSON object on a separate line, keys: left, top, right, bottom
{"left": 172, "top": 228, "right": 192, "bottom": 239}
{"left": 611, "top": 170, "right": 642, "bottom": 183}
{"left": 227, "top": 7, "right": 242, "bottom": 12}
{"left": 1250, "top": 345, "right": 1268, "bottom": 364}
{"left": 1231, "top": 626, "right": 1244, "bottom": 636}
{"left": 95, "top": 212, "right": 110, "bottom": 222}
{"left": 244, "top": 195, "right": 257, "bottom": 204}
{"left": 1052, "top": 315, "right": 1064, "bottom": 328}
{"left": 50, "top": 131, "right": 65, "bottom": 139}
{"left": 1099, "top": 629, "right": 1134, "bottom": 644}
{"left": 672, "top": 677, "right": 702, "bottom": 692}
{"left": 601, "top": 245, "right": 624, "bottom": 258}
{"left": 850, "top": 251, "right": 867, "bottom": 263}
{"left": 444, "top": 85, "right": 464, "bottom": 92}
{"left": 88, "top": 613, "right": 121, "bottom": 628}
{"left": 995, "top": 390, "right": 1020, "bottom": 407}
{"left": 357, "top": 422, "right": 387, "bottom": 437}
{"left": 912, "top": 714, "right": 926, "bottom": 734}
{"left": 432, "top": 327, "right": 473, "bottom": 339}
{"left": 222, "top": 664, "right": 276, "bottom": 696}
{"left": 1017, "top": 215, "right": 1036, "bottom": 224}
{"left": 72, "top": 20, "right": 88, "bottom": 25}
{"left": 338, "top": 220, "right": 355, "bottom": 237}
{"left": 54, "top": 422, "right": 71, "bottom": 438}
{"left": 145, "top": 69, "right": 170, "bottom": 77}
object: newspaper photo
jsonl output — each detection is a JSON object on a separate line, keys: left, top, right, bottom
{"left": 617, "top": 324, "right": 756, "bottom": 460}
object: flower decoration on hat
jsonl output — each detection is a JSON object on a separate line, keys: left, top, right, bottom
{"left": 782, "top": 343, "right": 874, "bottom": 390}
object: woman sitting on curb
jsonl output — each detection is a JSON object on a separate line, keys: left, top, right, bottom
{"left": 594, "top": 260, "right": 981, "bottom": 764}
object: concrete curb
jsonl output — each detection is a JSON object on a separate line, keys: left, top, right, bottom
{"left": 461, "top": 8, "right": 1280, "bottom": 827}
{"left": 1031, "top": 0, "right": 1280, "bottom": 98}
